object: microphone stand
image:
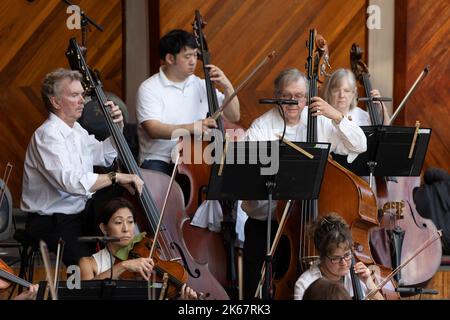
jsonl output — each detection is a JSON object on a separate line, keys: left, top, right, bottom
{"left": 102, "top": 239, "right": 115, "bottom": 281}
{"left": 61, "top": 0, "right": 104, "bottom": 55}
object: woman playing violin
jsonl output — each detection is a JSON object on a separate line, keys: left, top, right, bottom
{"left": 320, "top": 68, "right": 390, "bottom": 126}
{"left": 1, "top": 260, "right": 39, "bottom": 300}
{"left": 78, "top": 197, "right": 197, "bottom": 299}
{"left": 293, "top": 214, "right": 384, "bottom": 300}
{"left": 11, "top": 285, "right": 39, "bottom": 300}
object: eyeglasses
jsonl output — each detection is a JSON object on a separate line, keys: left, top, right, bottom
{"left": 326, "top": 251, "right": 352, "bottom": 264}
{"left": 330, "top": 88, "right": 354, "bottom": 96}
{"left": 279, "top": 93, "right": 307, "bottom": 101}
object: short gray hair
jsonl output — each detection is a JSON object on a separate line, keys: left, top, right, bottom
{"left": 274, "top": 68, "right": 308, "bottom": 96}
{"left": 322, "top": 68, "right": 358, "bottom": 110}
{"left": 41, "top": 68, "right": 83, "bottom": 113}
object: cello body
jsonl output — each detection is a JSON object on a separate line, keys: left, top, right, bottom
{"left": 370, "top": 176, "right": 442, "bottom": 287}
{"left": 138, "top": 168, "right": 229, "bottom": 299}
{"left": 319, "top": 159, "right": 379, "bottom": 265}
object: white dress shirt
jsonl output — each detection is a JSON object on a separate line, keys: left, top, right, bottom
{"left": 246, "top": 107, "right": 367, "bottom": 161}
{"left": 242, "top": 107, "right": 367, "bottom": 220}
{"left": 21, "top": 113, "right": 117, "bottom": 215}
{"left": 347, "top": 107, "right": 370, "bottom": 126}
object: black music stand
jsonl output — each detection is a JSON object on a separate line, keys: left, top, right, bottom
{"left": 36, "top": 280, "right": 164, "bottom": 300}
{"left": 332, "top": 125, "right": 431, "bottom": 285}
{"left": 332, "top": 125, "right": 431, "bottom": 178}
{"left": 207, "top": 140, "right": 330, "bottom": 299}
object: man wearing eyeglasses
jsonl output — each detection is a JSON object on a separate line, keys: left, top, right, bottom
{"left": 240, "top": 67, "right": 367, "bottom": 299}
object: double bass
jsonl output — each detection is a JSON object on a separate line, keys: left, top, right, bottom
{"left": 350, "top": 43, "right": 442, "bottom": 289}
{"left": 273, "top": 30, "right": 388, "bottom": 300}
{"left": 66, "top": 38, "right": 228, "bottom": 299}
{"left": 175, "top": 10, "right": 242, "bottom": 295}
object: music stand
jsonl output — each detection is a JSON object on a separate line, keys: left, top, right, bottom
{"left": 36, "top": 280, "right": 164, "bottom": 300}
{"left": 207, "top": 140, "right": 330, "bottom": 299}
{"left": 332, "top": 125, "right": 431, "bottom": 178}
{"left": 332, "top": 125, "right": 431, "bottom": 284}
{"left": 207, "top": 141, "right": 330, "bottom": 200}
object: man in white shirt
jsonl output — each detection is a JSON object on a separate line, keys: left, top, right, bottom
{"left": 136, "top": 29, "right": 240, "bottom": 175}
{"left": 241, "top": 68, "right": 367, "bottom": 299}
{"left": 21, "top": 68, "right": 144, "bottom": 266}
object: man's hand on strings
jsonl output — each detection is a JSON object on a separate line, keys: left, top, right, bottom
{"left": 117, "top": 173, "right": 144, "bottom": 195}
{"left": 106, "top": 101, "right": 124, "bottom": 129}
{"left": 206, "top": 64, "right": 233, "bottom": 91}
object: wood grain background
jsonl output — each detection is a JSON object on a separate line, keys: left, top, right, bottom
{"left": 159, "top": 0, "right": 367, "bottom": 129}
{"left": 394, "top": 0, "right": 449, "bottom": 172}
{"left": 0, "top": 0, "right": 123, "bottom": 206}
{"left": 0, "top": 0, "right": 448, "bottom": 207}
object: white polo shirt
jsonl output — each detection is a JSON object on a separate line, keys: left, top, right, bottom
{"left": 136, "top": 68, "right": 225, "bottom": 164}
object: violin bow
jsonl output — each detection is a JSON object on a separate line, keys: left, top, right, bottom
{"left": 365, "top": 229, "right": 442, "bottom": 300}
{"left": 389, "top": 65, "right": 429, "bottom": 125}
{"left": 148, "top": 151, "right": 181, "bottom": 259}
{"left": 53, "top": 238, "right": 65, "bottom": 291}
{"left": 211, "top": 50, "right": 276, "bottom": 120}
{"left": 39, "top": 240, "right": 58, "bottom": 300}
{"left": 0, "top": 162, "right": 13, "bottom": 208}
{"left": 254, "top": 200, "right": 293, "bottom": 298}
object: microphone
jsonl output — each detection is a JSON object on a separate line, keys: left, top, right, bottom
{"left": 78, "top": 236, "right": 121, "bottom": 243}
{"left": 395, "top": 287, "right": 439, "bottom": 295}
{"left": 259, "top": 98, "right": 298, "bottom": 105}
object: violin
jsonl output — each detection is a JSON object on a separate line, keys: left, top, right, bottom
{"left": 115, "top": 236, "right": 188, "bottom": 299}
{"left": 0, "top": 258, "right": 32, "bottom": 290}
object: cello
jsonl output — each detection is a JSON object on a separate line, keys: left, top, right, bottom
{"left": 66, "top": 38, "right": 228, "bottom": 299}
{"left": 350, "top": 44, "right": 442, "bottom": 289}
{"left": 273, "top": 30, "right": 391, "bottom": 300}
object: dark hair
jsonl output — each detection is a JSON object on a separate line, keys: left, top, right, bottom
{"left": 303, "top": 277, "right": 351, "bottom": 300}
{"left": 310, "top": 213, "right": 352, "bottom": 258}
{"left": 98, "top": 197, "right": 136, "bottom": 225}
{"left": 41, "top": 68, "right": 83, "bottom": 113}
{"left": 159, "top": 29, "right": 198, "bottom": 61}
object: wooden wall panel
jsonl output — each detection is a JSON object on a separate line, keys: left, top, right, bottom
{"left": 0, "top": 0, "right": 123, "bottom": 206}
{"left": 395, "top": 0, "right": 450, "bottom": 171}
{"left": 159, "top": 0, "right": 367, "bottom": 129}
